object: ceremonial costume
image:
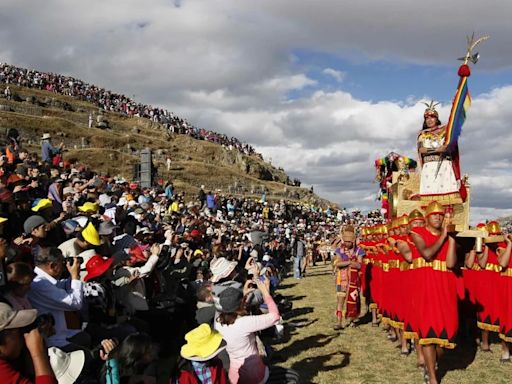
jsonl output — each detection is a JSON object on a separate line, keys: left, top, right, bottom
{"left": 417, "top": 103, "right": 466, "bottom": 203}
{"left": 476, "top": 246, "right": 502, "bottom": 333}
{"left": 400, "top": 211, "right": 424, "bottom": 340}
{"left": 411, "top": 204, "right": 458, "bottom": 349}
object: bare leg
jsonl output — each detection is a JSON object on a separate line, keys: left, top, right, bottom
{"left": 400, "top": 330, "right": 409, "bottom": 354}
{"left": 423, "top": 344, "right": 438, "bottom": 384}
{"left": 371, "top": 308, "right": 379, "bottom": 325}
{"left": 416, "top": 340, "right": 425, "bottom": 366}
{"left": 480, "top": 330, "right": 490, "bottom": 350}
{"left": 334, "top": 295, "right": 345, "bottom": 330}
{"left": 501, "top": 341, "right": 510, "bottom": 360}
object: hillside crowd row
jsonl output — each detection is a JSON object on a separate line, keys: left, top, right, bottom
{"left": 0, "top": 63, "right": 256, "bottom": 156}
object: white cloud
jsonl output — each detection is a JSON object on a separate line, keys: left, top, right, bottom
{"left": 1, "top": 0, "right": 512, "bottom": 219}
{"left": 322, "top": 68, "right": 345, "bottom": 82}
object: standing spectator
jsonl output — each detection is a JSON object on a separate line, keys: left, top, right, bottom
{"left": 4, "top": 85, "right": 11, "bottom": 100}
{"left": 28, "top": 247, "right": 87, "bottom": 350}
{"left": 292, "top": 233, "right": 305, "bottom": 279}
{"left": 88, "top": 113, "right": 93, "bottom": 129}
{"left": 215, "top": 279, "right": 299, "bottom": 384}
{"left": 197, "top": 185, "right": 206, "bottom": 209}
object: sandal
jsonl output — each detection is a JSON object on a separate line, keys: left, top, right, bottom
{"left": 333, "top": 323, "right": 344, "bottom": 331}
{"left": 480, "top": 347, "right": 492, "bottom": 353}
{"left": 500, "top": 357, "right": 511, "bottom": 363}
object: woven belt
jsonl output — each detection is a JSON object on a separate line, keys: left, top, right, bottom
{"left": 485, "top": 264, "right": 502, "bottom": 273}
{"left": 400, "top": 261, "right": 411, "bottom": 271}
{"left": 501, "top": 269, "right": 512, "bottom": 277}
{"left": 423, "top": 154, "right": 452, "bottom": 163}
{"left": 412, "top": 258, "right": 448, "bottom": 272}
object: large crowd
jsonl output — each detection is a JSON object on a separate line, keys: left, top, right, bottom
{"left": 0, "top": 63, "right": 256, "bottom": 156}
{"left": 0, "top": 127, "right": 386, "bottom": 384}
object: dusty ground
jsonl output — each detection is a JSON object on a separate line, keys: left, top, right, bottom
{"left": 273, "top": 264, "right": 511, "bottom": 384}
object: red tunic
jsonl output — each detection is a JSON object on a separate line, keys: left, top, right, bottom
{"left": 402, "top": 235, "right": 421, "bottom": 339}
{"left": 476, "top": 246, "right": 502, "bottom": 333}
{"left": 411, "top": 227, "right": 458, "bottom": 348}
{"left": 499, "top": 243, "right": 512, "bottom": 342}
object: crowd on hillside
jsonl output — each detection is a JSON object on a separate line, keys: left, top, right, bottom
{"left": 0, "top": 128, "right": 384, "bottom": 383}
{"left": 0, "top": 62, "right": 256, "bottom": 156}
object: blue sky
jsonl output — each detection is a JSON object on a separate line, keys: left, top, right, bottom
{"left": 289, "top": 49, "right": 512, "bottom": 103}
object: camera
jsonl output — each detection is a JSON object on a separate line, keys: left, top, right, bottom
{"left": 66, "top": 256, "right": 84, "bottom": 266}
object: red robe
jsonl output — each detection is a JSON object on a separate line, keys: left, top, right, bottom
{"left": 411, "top": 227, "right": 458, "bottom": 348}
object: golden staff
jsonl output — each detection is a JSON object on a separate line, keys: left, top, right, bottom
{"left": 457, "top": 32, "right": 490, "bottom": 65}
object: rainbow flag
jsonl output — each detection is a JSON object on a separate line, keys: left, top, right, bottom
{"left": 444, "top": 75, "right": 471, "bottom": 149}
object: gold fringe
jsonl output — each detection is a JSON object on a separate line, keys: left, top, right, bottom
{"left": 477, "top": 321, "right": 500, "bottom": 333}
{"left": 419, "top": 338, "right": 456, "bottom": 349}
{"left": 369, "top": 303, "right": 378, "bottom": 310}
{"left": 403, "top": 331, "right": 418, "bottom": 340}
{"left": 499, "top": 333, "right": 512, "bottom": 343}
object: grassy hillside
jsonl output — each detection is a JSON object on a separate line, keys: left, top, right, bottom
{"left": 0, "top": 84, "right": 335, "bottom": 207}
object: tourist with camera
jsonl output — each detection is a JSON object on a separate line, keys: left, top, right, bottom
{"left": 28, "top": 247, "right": 88, "bottom": 351}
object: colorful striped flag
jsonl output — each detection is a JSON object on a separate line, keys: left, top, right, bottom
{"left": 444, "top": 71, "right": 471, "bottom": 149}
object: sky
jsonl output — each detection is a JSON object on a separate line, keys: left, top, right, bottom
{"left": 2, "top": 0, "right": 512, "bottom": 223}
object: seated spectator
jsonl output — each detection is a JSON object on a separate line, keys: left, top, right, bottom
{"left": 176, "top": 323, "right": 228, "bottom": 384}
{"left": 0, "top": 302, "right": 56, "bottom": 384}
{"left": 28, "top": 247, "right": 88, "bottom": 350}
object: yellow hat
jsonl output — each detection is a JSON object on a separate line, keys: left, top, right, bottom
{"left": 32, "top": 198, "right": 52, "bottom": 212}
{"left": 486, "top": 221, "right": 502, "bottom": 235}
{"left": 389, "top": 219, "right": 399, "bottom": 230}
{"left": 81, "top": 222, "right": 101, "bottom": 246}
{"left": 180, "top": 324, "right": 225, "bottom": 361}
{"left": 397, "top": 214, "right": 409, "bottom": 227}
{"left": 78, "top": 202, "right": 99, "bottom": 213}
{"left": 408, "top": 209, "right": 425, "bottom": 222}
{"left": 193, "top": 249, "right": 204, "bottom": 257}
{"left": 361, "top": 227, "right": 368, "bottom": 236}
{"left": 425, "top": 201, "right": 444, "bottom": 217}
{"left": 126, "top": 194, "right": 134, "bottom": 202}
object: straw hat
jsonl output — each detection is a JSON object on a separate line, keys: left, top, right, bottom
{"left": 180, "top": 324, "right": 226, "bottom": 361}
{"left": 41, "top": 133, "right": 51, "bottom": 140}
{"left": 210, "top": 257, "right": 238, "bottom": 283}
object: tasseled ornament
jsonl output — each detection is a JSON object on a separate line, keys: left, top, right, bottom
{"left": 458, "top": 64, "right": 471, "bottom": 77}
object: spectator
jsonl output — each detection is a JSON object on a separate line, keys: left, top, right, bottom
{"left": 177, "top": 323, "right": 228, "bottom": 383}
{"left": 0, "top": 302, "right": 56, "bottom": 384}
{"left": 40, "top": 133, "right": 63, "bottom": 165}
{"left": 215, "top": 279, "right": 299, "bottom": 383}
{"left": 28, "top": 247, "right": 87, "bottom": 350}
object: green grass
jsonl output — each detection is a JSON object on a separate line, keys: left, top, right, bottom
{"left": 274, "top": 264, "right": 511, "bottom": 383}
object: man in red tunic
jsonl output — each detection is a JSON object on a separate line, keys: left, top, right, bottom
{"left": 410, "top": 201, "right": 457, "bottom": 384}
